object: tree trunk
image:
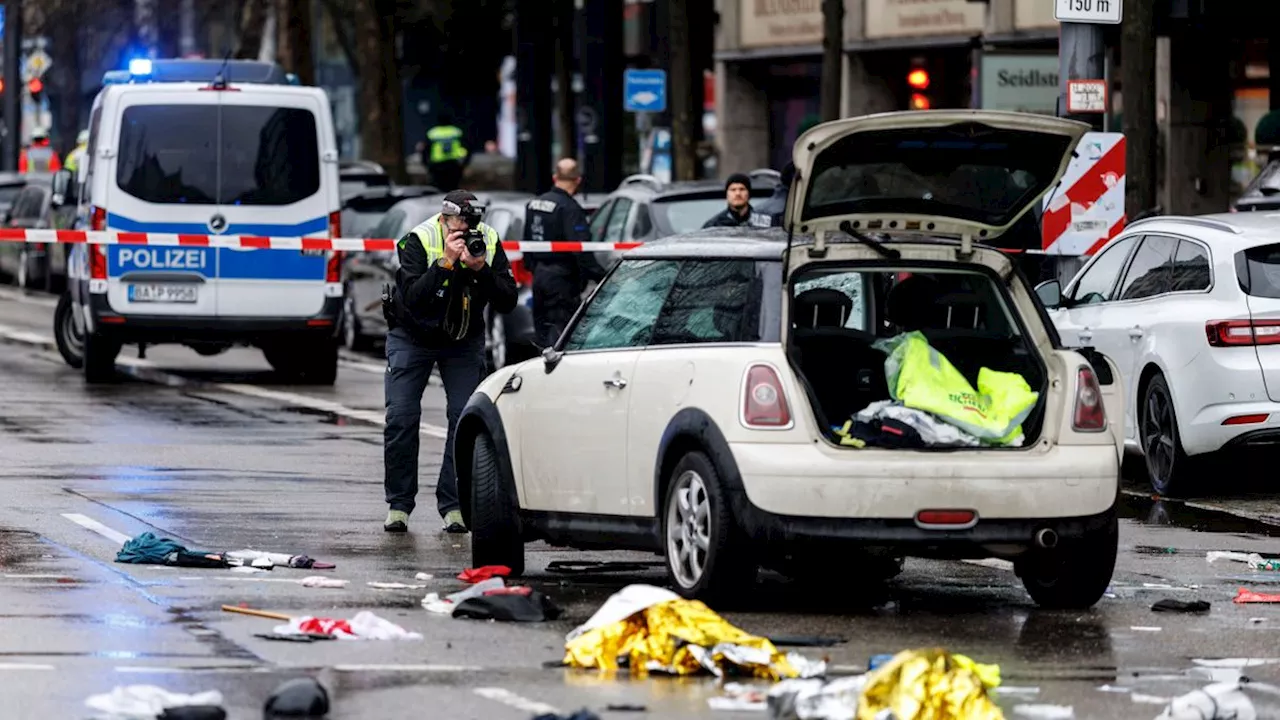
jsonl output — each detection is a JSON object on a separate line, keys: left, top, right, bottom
{"left": 354, "top": 0, "right": 404, "bottom": 181}
{"left": 319, "top": 0, "right": 359, "bottom": 75}
{"left": 554, "top": 0, "right": 576, "bottom": 162}
{"left": 236, "top": 0, "right": 268, "bottom": 59}
{"left": 667, "top": 0, "right": 697, "bottom": 181}
{"left": 1121, "top": 0, "right": 1157, "bottom": 216}
{"left": 820, "top": 0, "right": 843, "bottom": 122}
{"left": 36, "top": 0, "right": 83, "bottom": 156}
{"left": 276, "top": 0, "right": 315, "bottom": 85}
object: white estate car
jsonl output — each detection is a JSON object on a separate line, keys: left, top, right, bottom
{"left": 454, "top": 111, "right": 1125, "bottom": 610}
{"left": 1037, "top": 213, "right": 1280, "bottom": 496}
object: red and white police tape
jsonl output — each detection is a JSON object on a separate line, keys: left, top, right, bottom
{"left": 0, "top": 228, "right": 640, "bottom": 253}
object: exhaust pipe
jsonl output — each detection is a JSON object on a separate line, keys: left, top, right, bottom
{"left": 1034, "top": 528, "right": 1059, "bottom": 549}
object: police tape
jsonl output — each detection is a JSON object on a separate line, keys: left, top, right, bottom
{"left": 0, "top": 228, "right": 642, "bottom": 253}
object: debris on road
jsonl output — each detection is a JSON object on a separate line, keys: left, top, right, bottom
{"left": 562, "top": 584, "right": 826, "bottom": 679}
{"left": 857, "top": 649, "right": 1003, "bottom": 720}
{"left": 367, "top": 581, "right": 428, "bottom": 590}
{"left": 84, "top": 684, "right": 225, "bottom": 720}
{"left": 263, "top": 677, "right": 330, "bottom": 718}
{"left": 227, "top": 550, "right": 334, "bottom": 570}
{"left": 453, "top": 589, "right": 562, "bottom": 622}
{"left": 415, "top": 572, "right": 434, "bottom": 580}
{"left": 1013, "top": 705, "right": 1074, "bottom": 719}
{"left": 546, "top": 560, "right": 665, "bottom": 575}
{"left": 116, "top": 532, "right": 228, "bottom": 569}
{"left": 221, "top": 605, "right": 292, "bottom": 621}
{"left": 273, "top": 611, "right": 423, "bottom": 640}
{"left": 458, "top": 565, "right": 511, "bottom": 583}
{"left": 298, "top": 576, "right": 348, "bottom": 588}
{"left": 230, "top": 566, "right": 268, "bottom": 574}
{"left": 766, "top": 675, "right": 866, "bottom": 718}
{"left": 422, "top": 576, "right": 506, "bottom": 614}
{"left": 531, "top": 711, "right": 601, "bottom": 720}
{"left": 1207, "top": 551, "right": 1280, "bottom": 571}
{"left": 1234, "top": 587, "right": 1280, "bottom": 603}
{"left": 768, "top": 635, "right": 846, "bottom": 648}
{"left": 1153, "top": 682, "right": 1256, "bottom": 720}
{"left": 1151, "top": 599, "right": 1211, "bottom": 613}
{"left": 708, "top": 682, "right": 769, "bottom": 711}
{"left": 604, "top": 703, "right": 648, "bottom": 712}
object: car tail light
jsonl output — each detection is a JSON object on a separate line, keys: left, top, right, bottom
{"left": 1205, "top": 319, "right": 1280, "bottom": 346}
{"left": 90, "top": 244, "right": 107, "bottom": 280}
{"left": 742, "top": 364, "right": 791, "bottom": 428}
{"left": 1073, "top": 366, "right": 1106, "bottom": 432}
{"left": 510, "top": 258, "right": 533, "bottom": 286}
{"left": 326, "top": 251, "right": 344, "bottom": 283}
{"left": 916, "top": 510, "right": 976, "bottom": 527}
{"left": 90, "top": 205, "right": 106, "bottom": 231}
{"left": 328, "top": 211, "right": 341, "bottom": 238}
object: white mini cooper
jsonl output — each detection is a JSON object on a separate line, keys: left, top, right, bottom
{"left": 454, "top": 111, "right": 1126, "bottom": 609}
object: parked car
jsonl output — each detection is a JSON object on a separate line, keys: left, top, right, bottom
{"left": 455, "top": 111, "right": 1124, "bottom": 610}
{"left": 1036, "top": 212, "right": 1280, "bottom": 496}
{"left": 1233, "top": 159, "right": 1280, "bottom": 212}
{"left": 339, "top": 160, "right": 392, "bottom": 203}
{"left": 341, "top": 191, "right": 540, "bottom": 371}
{"left": 340, "top": 184, "right": 437, "bottom": 240}
{"left": 0, "top": 171, "right": 28, "bottom": 216}
{"left": 0, "top": 172, "right": 77, "bottom": 291}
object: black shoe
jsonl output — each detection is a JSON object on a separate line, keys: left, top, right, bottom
{"left": 442, "top": 510, "right": 468, "bottom": 534}
{"left": 384, "top": 510, "right": 409, "bottom": 533}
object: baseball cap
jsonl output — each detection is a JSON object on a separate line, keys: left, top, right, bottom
{"left": 442, "top": 190, "right": 479, "bottom": 216}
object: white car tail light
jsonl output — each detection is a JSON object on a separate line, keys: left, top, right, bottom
{"left": 1073, "top": 366, "right": 1106, "bottom": 432}
{"left": 742, "top": 364, "right": 792, "bottom": 428}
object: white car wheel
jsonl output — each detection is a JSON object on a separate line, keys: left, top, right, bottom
{"left": 666, "top": 469, "right": 712, "bottom": 589}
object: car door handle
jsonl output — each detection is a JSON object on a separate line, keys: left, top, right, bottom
{"left": 1129, "top": 327, "right": 1144, "bottom": 339}
{"left": 603, "top": 377, "right": 628, "bottom": 390}
{"left": 1078, "top": 330, "right": 1093, "bottom": 342}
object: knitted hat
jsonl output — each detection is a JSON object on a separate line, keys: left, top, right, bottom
{"left": 725, "top": 173, "right": 751, "bottom": 192}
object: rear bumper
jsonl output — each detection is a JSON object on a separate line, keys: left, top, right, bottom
{"left": 87, "top": 294, "right": 341, "bottom": 345}
{"left": 1183, "top": 400, "right": 1280, "bottom": 455}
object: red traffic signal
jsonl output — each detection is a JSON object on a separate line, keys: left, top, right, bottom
{"left": 910, "top": 93, "right": 931, "bottom": 110}
{"left": 907, "top": 68, "right": 930, "bottom": 90}
{"left": 27, "top": 78, "right": 43, "bottom": 95}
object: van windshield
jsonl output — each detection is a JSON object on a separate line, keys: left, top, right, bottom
{"left": 115, "top": 104, "right": 320, "bottom": 206}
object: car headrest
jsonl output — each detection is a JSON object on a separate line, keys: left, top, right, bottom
{"left": 885, "top": 275, "right": 943, "bottom": 331}
{"left": 794, "top": 287, "right": 854, "bottom": 328}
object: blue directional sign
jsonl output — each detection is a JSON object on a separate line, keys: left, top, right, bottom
{"left": 624, "top": 69, "right": 667, "bottom": 113}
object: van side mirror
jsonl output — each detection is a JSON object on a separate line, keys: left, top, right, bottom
{"left": 1035, "top": 279, "right": 1063, "bottom": 309}
{"left": 50, "top": 169, "right": 72, "bottom": 207}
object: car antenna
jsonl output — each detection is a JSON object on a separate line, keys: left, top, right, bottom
{"left": 211, "top": 50, "right": 233, "bottom": 89}
{"left": 839, "top": 220, "right": 900, "bottom": 260}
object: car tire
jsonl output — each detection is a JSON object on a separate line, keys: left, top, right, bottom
{"left": 663, "top": 451, "right": 756, "bottom": 603}
{"left": 343, "top": 294, "right": 373, "bottom": 352}
{"left": 469, "top": 431, "right": 525, "bottom": 577}
{"left": 83, "top": 332, "right": 121, "bottom": 384}
{"left": 54, "top": 293, "right": 85, "bottom": 369}
{"left": 1140, "top": 373, "right": 1194, "bottom": 496}
{"left": 1017, "top": 514, "right": 1118, "bottom": 610}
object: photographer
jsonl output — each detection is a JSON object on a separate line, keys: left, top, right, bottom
{"left": 382, "top": 190, "right": 518, "bottom": 534}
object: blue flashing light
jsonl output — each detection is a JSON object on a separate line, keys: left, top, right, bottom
{"left": 129, "top": 58, "right": 153, "bottom": 76}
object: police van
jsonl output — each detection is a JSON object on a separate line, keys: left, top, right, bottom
{"left": 55, "top": 58, "right": 344, "bottom": 384}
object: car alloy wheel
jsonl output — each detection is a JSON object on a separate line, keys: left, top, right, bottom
{"left": 665, "top": 469, "right": 712, "bottom": 588}
{"left": 489, "top": 313, "right": 507, "bottom": 370}
{"left": 343, "top": 295, "right": 358, "bottom": 350}
{"left": 1140, "top": 375, "right": 1190, "bottom": 496}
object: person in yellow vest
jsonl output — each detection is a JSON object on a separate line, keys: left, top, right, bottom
{"left": 19, "top": 129, "right": 62, "bottom": 174}
{"left": 64, "top": 130, "right": 89, "bottom": 174}
{"left": 423, "top": 110, "right": 469, "bottom": 191}
{"left": 380, "top": 190, "right": 518, "bottom": 534}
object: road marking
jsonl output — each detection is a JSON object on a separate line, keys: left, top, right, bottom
{"left": 0, "top": 287, "right": 58, "bottom": 308}
{"left": 963, "top": 558, "right": 1015, "bottom": 572}
{"left": 61, "top": 513, "right": 132, "bottom": 545}
{"left": 3, "top": 574, "right": 76, "bottom": 579}
{"left": 0, "top": 663, "right": 56, "bottom": 671}
{"left": 334, "top": 664, "right": 483, "bottom": 672}
{"left": 473, "top": 688, "right": 560, "bottom": 715}
{"left": 339, "top": 357, "right": 387, "bottom": 375}
{"left": 218, "top": 383, "right": 449, "bottom": 439}
{"left": 115, "top": 665, "right": 263, "bottom": 674}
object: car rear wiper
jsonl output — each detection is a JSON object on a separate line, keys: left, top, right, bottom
{"left": 839, "top": 221, "right": 900, "bottom": 260}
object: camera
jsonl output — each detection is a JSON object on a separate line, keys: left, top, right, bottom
{"left": 465, "top": 229, "right": 487, "bottom": 258}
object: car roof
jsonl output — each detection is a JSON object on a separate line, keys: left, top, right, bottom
{"left": 1120, "top": 213, "right": 1280, "bottom": 250}
{"left": 611, "top": 173, "right": 780, "bottom": 201}
{"left": 625, "top": 228, "right": 789, "bottom": 260}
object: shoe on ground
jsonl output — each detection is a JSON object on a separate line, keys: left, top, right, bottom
{"left": 442, "top": 510, "right": 468, "bottom": 534}
{"left": 384, "top": 510, "right": 409, "bottom": 533}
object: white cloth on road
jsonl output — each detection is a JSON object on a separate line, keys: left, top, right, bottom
{"left": 766, "top": 675, "right": 868, "bottom": 719}
{"left": 299, "top": 576, "right": 347, "bottom": 588}
{"left": 422, "top": 577, "right": 505, "bottom": 615}
{"left": 85, "top": 684, "right": 223, "bottom": 719}
{"left": 564, "top": 584, "right": 678, "bottom": 642}
{"left": 1154, "top": 682, "right": 1256, "bottom": 720}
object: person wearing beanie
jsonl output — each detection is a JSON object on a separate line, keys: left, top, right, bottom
{"left": 702, "top": 172, "right": 772, "bottom": 229}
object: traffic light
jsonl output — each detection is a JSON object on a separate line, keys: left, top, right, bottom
{"left": 27, "top": 78, "right": 43, "bottom": 102}
{"left": 906, "top": 60, "right": 931, "bottom": 111}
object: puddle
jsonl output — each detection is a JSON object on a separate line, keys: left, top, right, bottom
{"left": 281, "top": 406, "right": 347, "bottom": 426}
{"left": 1119, "top": 495, "right": 1280, "bottom": 537}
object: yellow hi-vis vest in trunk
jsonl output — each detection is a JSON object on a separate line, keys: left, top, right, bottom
{"left": 872, "top": 330, "right": 1039, "bottom": 445}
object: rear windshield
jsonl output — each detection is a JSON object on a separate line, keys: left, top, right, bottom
{"left": 1235, "top": 244, "right": 1280, "bottom": 298}
{"left": 801, "top": 125, "right": 1074, "bottom": 228}
{"left": 116, "top": 104, "right": 320, "bottom": 206}
{"left": 651, "top": 191, "right": 774, "bottom": 237}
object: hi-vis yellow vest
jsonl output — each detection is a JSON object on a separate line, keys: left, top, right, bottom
{"left": 873, "top": 330, "right": 1039, "bottom": 445}
{"left": 402, "top": 213, "right": 498, "bottom": 289}
{"left": 427, "top": 125, "right": 468, "bottom": 163}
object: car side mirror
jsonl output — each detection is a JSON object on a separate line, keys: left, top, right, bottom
{"left": 1035, "top": 279, "right": 1063, "bottom": 309}
{"left": 542, "top": 345, "right": 563, "bottom": 373}
{"left": 50, "top": 169, "right": 72, "bottom": 207}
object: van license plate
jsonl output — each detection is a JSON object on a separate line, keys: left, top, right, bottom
{"left": 128, "top": 284, "right": 198, "bottom": 303}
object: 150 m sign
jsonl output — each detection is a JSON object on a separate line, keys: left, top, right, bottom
{"left": 1055, "top": 0, "right": 1122, "bottom": 24}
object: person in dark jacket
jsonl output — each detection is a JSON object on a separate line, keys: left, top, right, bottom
{"left": 382, "top": 190, "right": 519, "bottom": 534}
{"left": 702, "top": 173, "right": 772, "bottom": 229}
{"left": 523, "top": 158, "right": 607, "bottom": 348}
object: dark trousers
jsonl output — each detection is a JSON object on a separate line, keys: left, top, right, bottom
{"left": 532, "top": 270, "right": 581, "bottom": 349}
{"left": 427, "top": 160, "right": 464, "bottom": 192}
{"left": 384, "top": 328, "right": 486, "bottom": 517}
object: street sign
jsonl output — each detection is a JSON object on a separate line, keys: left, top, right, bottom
{"left": 623, "top": 69, "right": 666, "bottom": 113}
{"left": 1054, "top": 0, "right": 1122, "bottom": 25}
{"left": 1067, "top": 80, "right": 1107, "bottom": 113}
{"left": 22, "top": 50, "right": 52, "bottom": 82}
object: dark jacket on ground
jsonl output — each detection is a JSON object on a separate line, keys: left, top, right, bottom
{"left": 522, "top": 186, "right": 607, "bottom": 289}
{"left": 702, "top": 204, "right": 772, "bottom": 229}
{"left": 388, "top": 221, "right": 519, "bottom": 346}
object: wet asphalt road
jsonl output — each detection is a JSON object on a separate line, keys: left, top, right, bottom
{"left": 1, "top": 287, "right": 1280, "bottom": 719}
